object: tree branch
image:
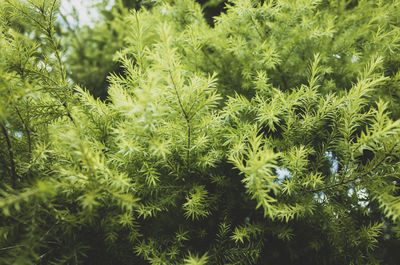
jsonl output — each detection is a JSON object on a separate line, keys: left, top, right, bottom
{"left": 1, "top": 123, "right": 17, "bottom": 188}
{"left": 168, "top": 69, "right": 191, "bottom": 172}
{"left": 0, "top": 245, "right": 24, "bottom": 252}
{"left": 14, "top": 106, "right": 31, "bottom": 158}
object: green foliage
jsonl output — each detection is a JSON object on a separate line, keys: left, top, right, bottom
{"left": 1, "top": 0, "right": 400, "bottom": 264}
{"left": 59, "top": 0, "right": 130, "bottom": 99}
{"left": 184, "top": 252, "right": 209, "bottom": 265}
{"left": 59, "top": 0, "right": 227, "bottom": 99}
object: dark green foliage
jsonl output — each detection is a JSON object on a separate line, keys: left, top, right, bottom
{"left": 1, "top": 0, "right": 400, "bottom": 264}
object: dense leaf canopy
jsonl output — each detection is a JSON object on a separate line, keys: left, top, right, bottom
{"left": 1, "top": 0, "right": 400, "bottom": 264}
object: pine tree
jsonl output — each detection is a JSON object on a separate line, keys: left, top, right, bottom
{"left": 1, "top": 0, "right": 400, "bottom": 264}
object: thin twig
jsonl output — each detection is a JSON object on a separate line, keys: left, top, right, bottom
{"left": 14, "top": 106, "right": 31, "bottom": 158}
{"left": 168, "top": 69, "right": 191, "bottom": 171}
{"left": 168, "top": 70, "right": 188, "bottom": 119}
{"left": 1, "top": 123, "right": 17, "bottom": 188}
{"left": 0, "top": 245, "right": 24, "bottom": 251}
{"left": 250, "top": 15, "right": 264, "bottom": 39}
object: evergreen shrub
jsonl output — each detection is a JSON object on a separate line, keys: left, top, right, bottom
{"left": 1, "top": 0, "right": 400, "bottom": 264}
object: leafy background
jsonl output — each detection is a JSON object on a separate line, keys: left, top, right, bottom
{"left": 1, "top": 0, "right": 400, "bottom": 264}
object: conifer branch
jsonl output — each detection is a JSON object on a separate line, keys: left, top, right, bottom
{"left": 1, "top": 1, "right": 400, "bottom": 263}
{"left": 6, "top": 1, "right": 73, "bottom": 125}
{"left": 5, "top": 0, "right": 48, "bottom": 33}
{"left": 24, "top": 68, "right": 58, "bottom": 87}
{"left": 14, "top": 106, "right": 31, "bottom": 157}
{"left": 1, "top": 123, "right": 17, "bottom": 188}
{"left": 250, "top": 15, "right": 264, "bottom": 39}
{"left": 44, "top": 16, "right": 66, "bottom": 84}
{"left": 168, "top": 69, "right": 191, "bottom": 171}
{"left": 62, "top": 102, "right": 76, "bottom": 125}
{"left": 0, "top": 245, "right": 24, "bottom": 251}
{"left": 25, "top": 0, "right": 63, "bottom": 82}
{"left": 187, "top": 123, "right": 191, "bottom": 171}
{"left": 168, "top": 69, "right": 188, "bottom": 120}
